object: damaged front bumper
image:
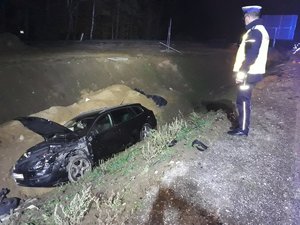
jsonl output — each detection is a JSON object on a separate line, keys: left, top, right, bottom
{"left": 12, "top": 162, "right": 68, "bottom": 187}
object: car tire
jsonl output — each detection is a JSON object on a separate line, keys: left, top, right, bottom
{"left": 140, "top": 123, "right": 152, "bottom": 140}
{"left": 66, "top": 155, "right": 92, "bottom": 182}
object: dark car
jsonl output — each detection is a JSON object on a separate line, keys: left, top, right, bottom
{"left": 12, "top": 103, "right": 156, "bottom": 187}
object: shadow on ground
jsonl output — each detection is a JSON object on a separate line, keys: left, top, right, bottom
{"left": 147, "top": 188, "right": 222, "bottom": 225}
{"left": 202, "top": 99, "right": 238, "bottom": 129}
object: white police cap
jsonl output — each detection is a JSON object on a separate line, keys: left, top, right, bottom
{"left": 242, "top": 5, "right": 262, "bottom": 14}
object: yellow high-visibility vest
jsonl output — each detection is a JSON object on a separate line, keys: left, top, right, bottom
{"left": 233, "top": 25, "right": 269, "bottom": 74}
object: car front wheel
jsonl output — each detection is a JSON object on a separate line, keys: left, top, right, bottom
{"left": 66, "top": 155, "right": 92, "bottom": 182}
{"left": 140, "top": 123, "right": 152, "bottom": 140}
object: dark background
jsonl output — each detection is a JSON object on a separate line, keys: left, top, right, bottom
{"left": 0, "top": 0, "right": 299, "bottom": 42}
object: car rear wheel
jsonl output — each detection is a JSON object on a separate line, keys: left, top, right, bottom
{"left": 66, "top": 155, "right": 91, "bottom": 182}
{"left": 140, "top": 123, "right": 152, "bottom": 140}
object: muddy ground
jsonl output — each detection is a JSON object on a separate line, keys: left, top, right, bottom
{"left": 1, "top": 34, "right": 299, "bottom": 224}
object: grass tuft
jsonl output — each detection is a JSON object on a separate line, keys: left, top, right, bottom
{"left": 95, "top": 191, "right": 127, "bottom": 225}
{"left": 53, "top": 186, "right": 95, "bottom": 225}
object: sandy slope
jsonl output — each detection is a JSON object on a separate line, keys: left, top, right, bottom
{"left": 0, "top": 84, "right": 159, "bottom": 197}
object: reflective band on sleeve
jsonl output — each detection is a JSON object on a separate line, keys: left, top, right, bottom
{"left": 240, "top": 84, "right": 250, "bottom": 90}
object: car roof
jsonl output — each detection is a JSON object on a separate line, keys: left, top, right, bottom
{"left": 72, "top": 103, "right": 143, "bottom": 121}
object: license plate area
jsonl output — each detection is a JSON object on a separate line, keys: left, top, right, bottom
{"left": 12, "top": 173, "right": 24, "bottom": 180}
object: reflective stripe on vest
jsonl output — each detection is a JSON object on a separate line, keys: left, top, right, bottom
{"left": 233, "top": 25, "right": 269, "bottom": 74}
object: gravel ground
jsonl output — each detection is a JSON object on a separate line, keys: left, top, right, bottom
{"left": 132, "top": 57, "right": 300, "bottom": 225}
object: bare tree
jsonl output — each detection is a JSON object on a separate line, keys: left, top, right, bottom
{"left": 89, "top": 0, "right": 95, "bottom": 40}
{"left": 65, "top": 0, "right": 81, "bottom": 40}
{"left": 0, "top": 0, "right": 6, "bottom": 32}
{"left": 115, "top": 0, "right": 121, "bottom": 39}
{"left": 110, "top": 0, "right": 140, "bottom": 39}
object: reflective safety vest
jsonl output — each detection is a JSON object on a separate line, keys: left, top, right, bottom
{"left": 233, "top": 25, "right": 269, "bottom": 75}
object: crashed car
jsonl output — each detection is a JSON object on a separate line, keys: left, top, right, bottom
{"left": 12, "top": 103, "right": 156, "bottom": 187}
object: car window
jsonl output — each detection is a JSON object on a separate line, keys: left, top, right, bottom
{"left": 65, "top": 117, "right": 94, "bottom": 132}
{"left": 110, "top": 108, "right": 136, "bottom": 125}
{"left": 131, "top": 106, "right": 144, "bottom": 115}
{"left": 91, "top": 114, "right": 112, "bottom": 134}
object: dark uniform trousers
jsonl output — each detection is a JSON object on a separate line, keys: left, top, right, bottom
{"left": 236, "top": 74, "right": 263, "bottom": 134}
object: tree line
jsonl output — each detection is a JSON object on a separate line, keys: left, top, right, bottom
{"left": 0, "top": 0, "right": 177, "bottom": 41}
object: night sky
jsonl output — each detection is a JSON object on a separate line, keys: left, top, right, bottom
{"left": 0, "top": 0, "right": 299, "bottom": 42}
{"left": 171, "top": 0, "right": 300, "bottom": 42}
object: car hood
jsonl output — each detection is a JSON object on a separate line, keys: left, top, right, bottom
{"left": 16, "top": 116, "right": 73, "bottom": 139}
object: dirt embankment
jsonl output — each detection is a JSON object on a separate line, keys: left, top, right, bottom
{"left": 0, "top": 40, "right": 236, "bottom": 197}
{"left": 0, "top": 42, "right": 235, "bottom": 125}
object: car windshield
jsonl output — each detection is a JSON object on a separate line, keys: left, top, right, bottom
{"left": 65, "top": 118, "right": 94, "bottom": 132}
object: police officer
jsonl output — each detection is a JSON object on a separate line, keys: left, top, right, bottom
{"left": 228, "top": 5, "right": 269, "bottom": 136}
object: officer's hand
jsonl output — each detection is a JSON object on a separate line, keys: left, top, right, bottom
{"left": 232, "top": 72, "right": 240, "bottom": 83}
{"left": 235, "top": 71, "right": 246, "bottom": 84}
{"left": 235, "top": 79, "right": 243, "bottom": 84}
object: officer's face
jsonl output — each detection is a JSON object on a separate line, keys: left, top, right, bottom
{"left": 244, "top": 15, "right": 250, "bottom": 25}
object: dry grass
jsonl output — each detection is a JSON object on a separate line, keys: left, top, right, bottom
{"left": 53, "top": 186, "right": 95, "bottom": 225}
{"left": 141, "top": 117, "right": 188, "bottom": 162}
{"left": 94, "top": 191, "right": 128, "bottom": 225}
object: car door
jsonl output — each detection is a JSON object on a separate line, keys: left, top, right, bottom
{"left": 88, "top": 114, "right": 118, "bottom": 162}
{"left": 130, "top": 105, "right": 148, "bottom": 137}
{"left": 110, "top": 107, "right": 137, "bottom": 150}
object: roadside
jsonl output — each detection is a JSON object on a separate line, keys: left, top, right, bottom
{"left": 1, "top": 35, "right": 298, "bottom": 224}
{"left": 290, "top": 57, "right": 300, "bottom": 224}
{"left": 124, "top": 55, "right": 300, "bottom": 224}
{"left": 6, "top": 53, "right": 300, "bottom": 225}
{"left": 133, "top": 56, "right": 300, "bottom": 224}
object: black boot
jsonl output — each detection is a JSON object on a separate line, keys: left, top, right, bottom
{"left": 227, "top": 128, "right": 248, "bottom": 136}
